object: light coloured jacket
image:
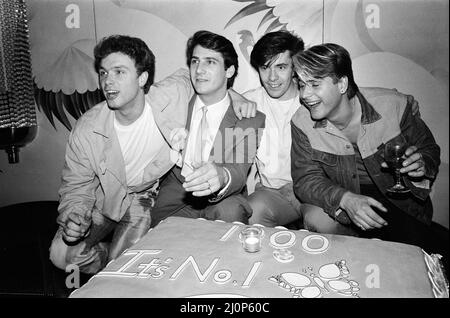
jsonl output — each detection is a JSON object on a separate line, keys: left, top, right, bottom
{"left": 58, "top": 69, "right": 192, "bottom": 224}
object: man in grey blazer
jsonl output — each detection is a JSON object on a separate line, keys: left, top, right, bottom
{"left": 151, "top": 30, "right": 265, "bottom": 227}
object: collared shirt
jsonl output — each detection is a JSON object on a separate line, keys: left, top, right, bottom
{"left": 183, "top": 93, "right": 232, "bottom": 195}
{"left": 244, "top": 87, "right": 300, "bottom": 189}
{"left": 184, "top": 93, "right": 230, "bottom": 165}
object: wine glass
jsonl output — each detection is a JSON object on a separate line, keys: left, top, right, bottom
{"left": 384, "top": 135, "right": 410, "bottom": 194}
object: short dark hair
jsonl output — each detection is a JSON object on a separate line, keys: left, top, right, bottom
{"left": 250, "top": 30, "right": 304, "bottom": 70}
{"left": 94, "top": 35, "right": 155, "bottom": 94}
{"left": 293, "top": 43, "right": 359, "bottom": 99}
{"left": 186, "top": 30, "right": 238, "bottom": 88}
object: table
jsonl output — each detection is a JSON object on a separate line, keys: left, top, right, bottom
{"left": 71, "top": 216, "right": 447, "bottom": 298}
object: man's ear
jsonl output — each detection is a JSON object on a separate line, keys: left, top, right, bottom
{"left": 138, "top": 71, "right": 149, "bottom": 89}
{"left": 337, "top": 76, "right": 348, "bottom": 94}
{"left": 225, "top": 65, "right": 235, "bottom": 79}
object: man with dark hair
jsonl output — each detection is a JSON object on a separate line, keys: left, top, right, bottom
{"left": 243, "top": 30, "right": 319, "bottom": 227}
{"left": 49, "top": 34, "right": 257, "bottom": 274}
{"left": 186, "top": 30, "right": 239, "bottom": 90}
{"left": 151, "top": 30, "right": 265, "bottom": 226}
{"left": 93, "top": 35, "right": 156, "bottom": 93}
{"left": 291, "top": 43, "right": 445, "bottom": 258}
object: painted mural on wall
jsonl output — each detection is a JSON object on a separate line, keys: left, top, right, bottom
{"left": 30, "top": 0, "right": 324, "bottom": 130}
{"left": 29, "top": 0, "right": 448, "bottom": 152}
{"left": 23, "top": 0, "right": 448, "bottom": 221}
{"left": 223, "top": 0, "right": 323, "bottom": 62}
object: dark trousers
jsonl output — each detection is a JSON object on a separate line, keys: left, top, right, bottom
{"left": 172, "top": 195, "right": 252, "bottom": 224}
{"left": 358, "top": 184, "right": 448, "bottom": 270}
{"left": 151, "top": 167, "right": 252, "bottom": 227}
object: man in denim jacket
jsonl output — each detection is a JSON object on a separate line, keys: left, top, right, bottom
{"left": 291, "top": 43, "right": 443, "bottom": 256}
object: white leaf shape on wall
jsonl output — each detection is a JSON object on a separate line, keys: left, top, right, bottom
{"left": 34, "top": 43, "right": 99, "bottom": 95}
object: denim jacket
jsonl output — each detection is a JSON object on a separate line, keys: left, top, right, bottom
{"left": 291, "top": 87, "right": 440, "bottom": 225}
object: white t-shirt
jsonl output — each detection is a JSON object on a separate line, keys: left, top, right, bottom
{"left": 244, "top": 87, "right": 300, "bottom": 189}
{"left": 114, "top": 102, "right": 166, "bottom": 187}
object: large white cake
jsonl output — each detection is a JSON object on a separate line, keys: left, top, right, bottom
{"left": 71, "top": 216, "right": 448, "bottom": 298}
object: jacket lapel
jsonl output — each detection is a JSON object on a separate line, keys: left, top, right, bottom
{"left": 93, "top": 104, "right": 127, "bottom": 187}
{"left": 210, "top": 99, "right": 237, "bottom": 161}
{"left": 216, "top": 99, "right": 237, "bottom": 136}
{"left": 185, "top": 95, "right": 196, "bottom": 130}
{"left": 181, "top": 95, "right": 197, "bottom": 162}
{"left": 172, "top": 95, "right": 197, "bottom": 183}
{"left": 103, "top": 132, "right": 127, "bottom": 187}
{"left": 178, "top": 95, "right": 236, "bottom": 176}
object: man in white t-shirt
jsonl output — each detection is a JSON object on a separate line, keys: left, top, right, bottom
{"left": 49, "top": 35, "right": 256, "bottom": 274}
{"left": 244, "top": 31, "right": 319, "bottom": 227}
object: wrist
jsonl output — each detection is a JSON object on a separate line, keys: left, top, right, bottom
{"left": 339, "top": 191, "right": 351, "bottom": 210}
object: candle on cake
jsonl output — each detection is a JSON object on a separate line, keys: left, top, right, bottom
{"left": 239, "top": 226, "right": 263, "bottom": 253}
{"left": 244, "top": 236, "right": 260, "bottom": 252}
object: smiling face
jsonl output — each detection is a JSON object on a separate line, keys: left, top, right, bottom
{"left": 258, "top": 51, "right": 297, "bottom": 101}
{"left": 99, "top": 52, "right": 147, "bottom": 113}
{"left": 189, "top": 45, "right": 235, "bottom": 105}
{"left": 297, "top": 72, "right": 346, "bottom": 122}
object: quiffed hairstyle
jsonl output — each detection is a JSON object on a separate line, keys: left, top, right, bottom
{"left": 293, "top": 43, "right": 359, "bottom": 98}
{"left": 94, "top": 35, "right": 155, "bottom": 93}
{"left": 250, "top": 30, "right": 304, "bottom": 70}
{"left": 186, "top": 30, "right": 238, "bottom": 88}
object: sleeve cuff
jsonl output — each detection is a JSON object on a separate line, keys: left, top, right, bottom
{"left": 209, "top": 167, "right": 232, "bottom": 202}
{"left": 218, "top": 167, "right": 232, "bottom": 196}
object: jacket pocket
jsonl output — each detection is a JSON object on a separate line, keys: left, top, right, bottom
{"left": 311, "top": 149, "right": 338, "bottom": 166}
